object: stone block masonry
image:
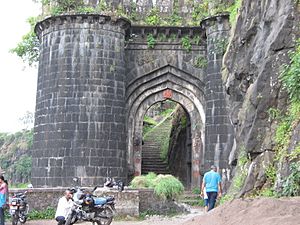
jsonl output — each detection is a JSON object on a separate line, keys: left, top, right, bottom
{"left": 32, "top": 15, "right": 130, "bottom": 187}
{"left": 201, "top": 14, "right": 234, "bottom": 172}
{"left": 32, "top": 11, "right": 234, "bottom": 189}
{"left": 9, "top": 188, "right": 184, "bottom": 217}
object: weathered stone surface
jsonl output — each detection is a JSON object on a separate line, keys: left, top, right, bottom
{"left": 238, "top": 151, "right": 275, "bottom": 197}
{"left": 32, "top": 15, "right": 130, "bottom": 187}
{"left": 32, "top": 11, "right": 235, "bottom": 189}
{"left": 10, "top": 187, "right": 188, "bottom": 217}
{"left": 223, "top": 0, "right": 300, "bottom": 193}
{"left": 168, "top": 105, "right": 191, "bottom": 188}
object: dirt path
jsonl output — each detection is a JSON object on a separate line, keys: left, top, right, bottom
{"left": 17, "top": 207, "right": 204, "bottom": 225}
{"left": 21, "top": 197, "right": 300, "bottom": 225}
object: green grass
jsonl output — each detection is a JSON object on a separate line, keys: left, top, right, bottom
{"left": 130, "top": 173, "right": 184, "bottom": 200}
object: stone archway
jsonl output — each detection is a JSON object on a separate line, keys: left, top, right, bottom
{"left": 126, "top": 64, "right": 205, "bottom": 188}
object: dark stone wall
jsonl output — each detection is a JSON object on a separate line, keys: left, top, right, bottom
{"left": 124, "top": 26, "right": 206, "bottom": 85}
{"left": 32, "top": 15, "right": 130, "bottom": 187}
{"left": 32, "top": 12, "right": 233, "bottom": 188}
{"left": 223, "top": 0, "right": 300, "bottom": 194}
{"left": 168, "top": 105, "right": 192, "bottom": 188}
{"left": 201, "top": 14, "right": 234, "bottom": 172}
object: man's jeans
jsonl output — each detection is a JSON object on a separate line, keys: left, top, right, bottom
{"left": 0, "top": 207, "right": 4, "bottom": 225}
{"left": 207, "top": 192, "right": 218, "bottom": 211}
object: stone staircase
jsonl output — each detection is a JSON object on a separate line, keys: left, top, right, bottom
{"left": 178, "top": 191, "right": 203, "bottom": 206}
{"left": 142, "top": 115, "right": 173, "bottom": 175}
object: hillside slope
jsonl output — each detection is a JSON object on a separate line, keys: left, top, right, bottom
{"left": 0, "top": 130, "right": 32, "bottom": 185}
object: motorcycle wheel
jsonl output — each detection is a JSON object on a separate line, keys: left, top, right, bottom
{"left": 19, "top": 214, "right": 27, "bottom": 224}
{"left": 12, "top": 214, "right": 19, "bottom": 225}
{"left": 96, "top": 206, "right": 114, "bottom": 225}
{"left": 65, "top": 212, "right": 76, "bottom": 225}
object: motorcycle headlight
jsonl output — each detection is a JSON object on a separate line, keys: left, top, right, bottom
{"left": 11, "top": 202, "right": 17, "bottom": 206}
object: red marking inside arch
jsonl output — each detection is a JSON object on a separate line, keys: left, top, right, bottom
{"left": 163, "top": 89, "right": 173, "bottom": 99}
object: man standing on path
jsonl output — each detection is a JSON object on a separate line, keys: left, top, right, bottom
{"left": 201, "top": 165, "right": 222, "bottom": 211}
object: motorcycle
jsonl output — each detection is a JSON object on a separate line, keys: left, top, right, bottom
{"left": 9, "top": 191, "right": 29, "bottom": 225}
{"left": 64, "top": 178, "right": 124, "bottom": 225}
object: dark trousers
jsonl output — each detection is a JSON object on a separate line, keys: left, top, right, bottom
{"left": 207, "top": 192, "right": 218, "bottom": 211}
{"left": 55, "top": 216, "right": 66, "bottom": 225}
{"left": 0, "top": 207, "right": 4, "bottom": 225}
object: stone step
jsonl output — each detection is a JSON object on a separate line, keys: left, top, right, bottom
{"left": 142, "top": 152, "right": 161, "bottom": 156}
{"left": 142, "top": 147, "right": 161, "bottom": 151}
{"left": 142, "top": 161, "right": 167, "bottom": 166}
{"left": 143, "top": 151, "right": 160, "bottom": 154}
{"left": 178, "top": 192, "right": 202, "bottom": 206}
{"left": 141, "top": 115, "right": 172, "bottom": 175}
{"left": 142, "top": 156, "right": 163, "bottom": 160}
{"left": 142, "top": 169, "right": 170, "bottom": 175}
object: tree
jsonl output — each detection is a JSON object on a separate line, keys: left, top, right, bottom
{"left": 19, "top": 111, "right": 34, "bottom": 130}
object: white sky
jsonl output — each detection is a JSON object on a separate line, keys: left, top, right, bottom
{"left": 0, "top": 0, "right": 40, "bottom": 133}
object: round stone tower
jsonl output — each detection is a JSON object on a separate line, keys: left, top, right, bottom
{"left": 32, "top": 14, "right": 130, "bottom": 187}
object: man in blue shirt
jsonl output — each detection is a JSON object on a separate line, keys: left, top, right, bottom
{"left": 201, "top": 165, "right": 222, "bottom": 211}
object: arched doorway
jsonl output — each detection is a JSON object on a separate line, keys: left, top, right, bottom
{"left": 126, "top": 64, "right": 205, "bottom": 188}
{"left": 141, "top": 100, "right": 193, "bottom": 189}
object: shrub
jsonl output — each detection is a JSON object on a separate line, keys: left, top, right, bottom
{"left": 281, "top": 162, "right": 300, "bottom": 196}
{"left": 130, "top": 174, "right": 184, "bottom": 200}
{"left": 153, "top": 175, "right": 184, "bottom": 200}
{"left": 259, "top": 188, "right": 276, "bottom": 197}
{"left": 280, "top": 40, "right": 300, "bottom": 103}
{"left": 130, "top": 176, "right": 149, "bottom": 189}
{"left": 145, "top": 8, "right": 161, "bottom": 25}
{"left": 181, "top": 36, "right": 192, "bottom": 52}
{"left": 147, "top": 34, "right": 156, "bottom": 49}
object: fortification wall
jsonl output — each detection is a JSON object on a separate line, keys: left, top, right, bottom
{"left": 32, "top": 15, "right": 130, "bottom": 187}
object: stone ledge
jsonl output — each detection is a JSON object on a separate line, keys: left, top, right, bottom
{"left": 35, "top": 14, "right": 131, "bottom": 38}
{"left": 9, "top": 188, "right": 187, "bottom": 216}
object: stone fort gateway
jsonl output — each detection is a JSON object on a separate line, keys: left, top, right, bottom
{"left": 31, "top": 1, "right": 234, "bottom": 189}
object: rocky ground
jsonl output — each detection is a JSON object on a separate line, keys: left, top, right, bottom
{"left": 20, "top": 197, "right": 300, "bottom": 225}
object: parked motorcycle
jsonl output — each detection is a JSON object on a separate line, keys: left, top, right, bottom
{"left": 9, "top": 191, "right": 29, "bottom": 225}
{"left": 64, "top": 178, "right": 123, "bottom": 225}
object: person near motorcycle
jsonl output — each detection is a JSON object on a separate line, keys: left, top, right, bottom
{"left": 55, "top": 189, "right": 74, "bottom": 225}
{"left": 0, "top": 175, "right": 8, "bottom": 225}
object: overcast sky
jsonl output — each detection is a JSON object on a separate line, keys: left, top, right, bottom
{"left": 0, "top": 0, "right": 40, "bottom": 133}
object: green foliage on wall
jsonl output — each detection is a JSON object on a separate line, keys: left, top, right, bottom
{"left": 146, "top": 34, "right": 156, "bottom": 49}
{"left": 181, "top": 36, "right": 192, "bottom": 52}
{"left": 191, "top": 0, "right": 209, "bottom": 25}
{"left": 215, "top": 37, "right": 229, "bottom": 54}
{"left": 193, "top": 55, "right": 208, "bottom": 68}
{"left": 228, "top": 0, "right": 242, "bottom": 27}
{"left": 229, "top": 147, "right": 249, "bottom": 194}
{"left": 281, "top": 162, "right": 300, "bottom": 196}
{"left": 268, "top": 38, "right": 300, "bottom": 197}
{"left": 166, "top": 0, "right": 182, "bottom": 26}
{"left": 265, "top": 164, "right": 276, "bottom": 185}
{"left": 274, "top": 39, "right": 300, "bottom": 164}
{"left": 280, "top": 40, "right": 300, "bottom": 103}
{"left": 145, "top": 8, "right": 161, "bottom": 25}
